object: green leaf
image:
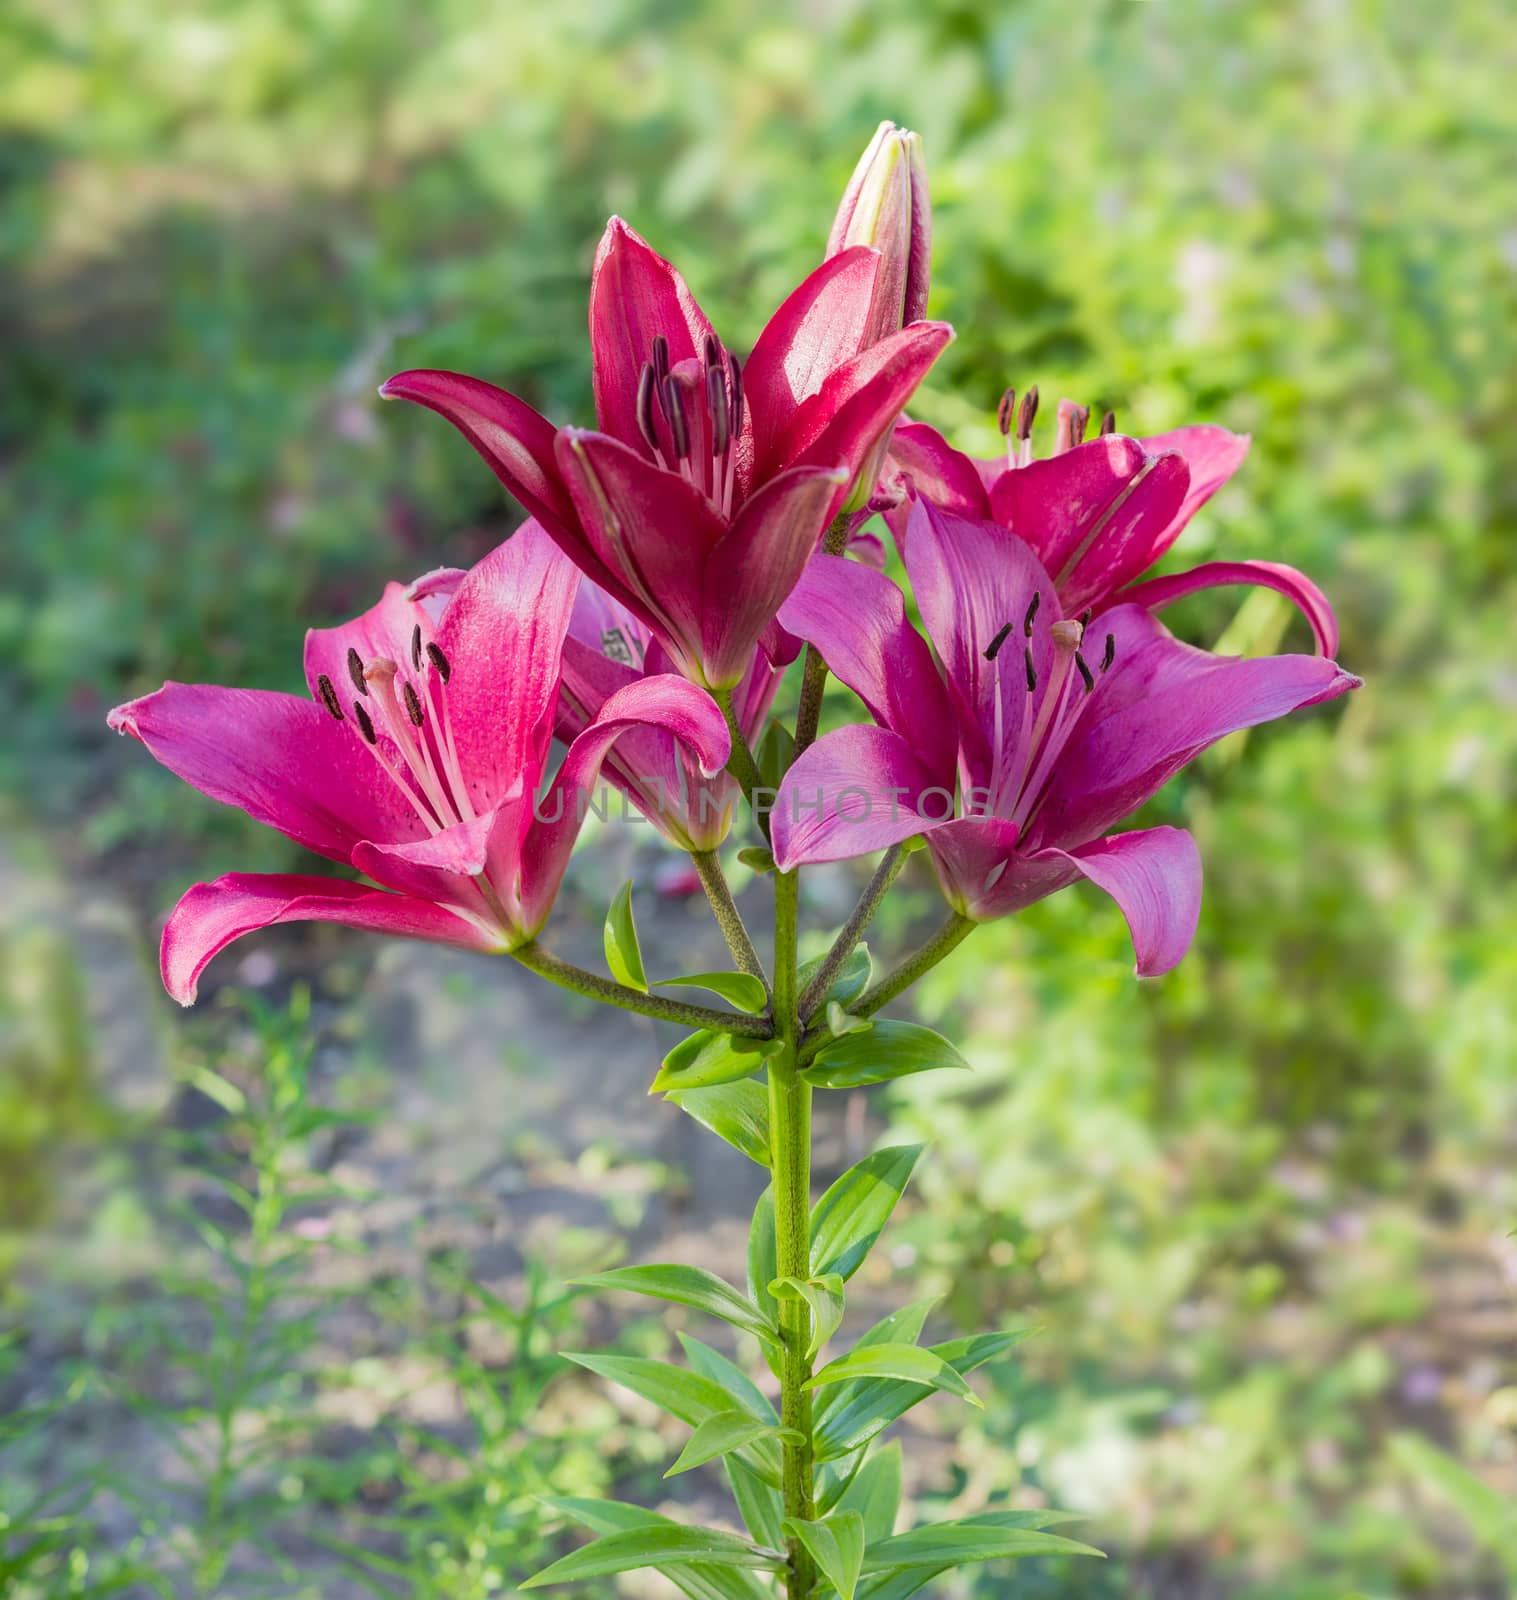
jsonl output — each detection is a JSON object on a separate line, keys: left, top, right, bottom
{"left": 652, "top": 1029, "right": 783, "bottom": 1093}
{"left": 736, "top": 845, "right": 775, "bottom": 874}
{"left": 783, "top": 1511, "right": 866, "bottom": 1600}
{"left": 804, "top": 1021, "right": 967, "bottom": 1090}
{"left": 668, "top": 1079, "right": 772, "bottom": 1165}
{"left": 827, "top": 1000, "right": 872, "bottom": 1036}
{"left": 769, "top": 1273, "right": 846, "bottom": 1359}
{"left": 799, "top": 943, "right": 873, "bottom": 1008}
{"left": 679, "top": 1333, "right": 777, "bottom": 1422}
{"left": 757, "top": 717, "right": 795, "bottom": 790}
{"left": 1390, "top": 1433, "right": 1517, "bottom": 1568}
{"left": 805, "top": 1342, "right": 982, "bottom": 1407}
{"left": 658, "top": 971, "right": 770, "bottom": 1013}
{"left": 748, "top": 1186, "right": 779, "bottom": 1332}
{"left": 544, "top": 1498, "right": 776, "bottom": 1599}
{"left": 813, "top": 1330, "right": 1030, "bottom": 1461}
{"left": 604, "top": 881, "right": 648, "bottom": 992}
{"left": 835, "top": 1441, "right": 902, "bottom": 1542}
{"left": 563, "top": 1352, "right": 755, "bottom": 1427}
{"left": 522, "top": 1524, "right": 783, "bottom": 1588}
{"left": 811, "top": 1145, "right": 925, "bottom": 1281}
{"left": 727, "top": 1456, "right": 785, "bottom": 1549}
{"left": 667, "top": 1410, "right": 800, "bottom": 1477}
{"left": 572, "top": 1264, "right": 777, "bottom": 1344}
{"left": 859, "top": 1522, "right": 1103, "bottom": 1572}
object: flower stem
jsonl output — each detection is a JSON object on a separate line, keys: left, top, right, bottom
{"left": 799, "top": 911, "right": 976, "bottom": 1065}
{"left": 792, "top": 514, "right": 853, "bottom": 758}
{"left": 690, "top": 848, "right": 769, "bottom": 987}
{"left": 714, "top": 686, "right": 767, "bottom": 828}
{"left": 797, "top": 843, "right": 909, "bottom": 1022}
{"left": 770, "top": 868, "right": 817, "bottom": 1594}
{"left": 511, "top": 941, "right": 774, "bottom": 1037}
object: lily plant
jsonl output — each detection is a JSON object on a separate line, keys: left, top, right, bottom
{"left": 111, "top": 121, "right": 1361, "bottom": 1598}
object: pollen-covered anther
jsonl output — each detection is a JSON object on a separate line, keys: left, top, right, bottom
{"left": 1102, "top": 632, "right": 1116, "bottom": 672}
{"left": 1053, "top": 400, "right": 1090, "bottom": 454}
{"left": 425, "top": 642, "right": 452, "bottom": 682}
{"left": 984, "top": 621, "right": 1015, "bottom": 662}
{"left": 347, "top": 647, "right": 368, "bottom": 696}
{"left": 1023, "top": 591, "right": 1041, "bottom": 636}
{"left": 1049, "top": 618, "right": 1085, "bottom": 652}
{"left": 1075, "top": 652, "right": 1095, "bottom": 693}
{"left": 316, "top": 674, "right": 344, "bottom": 721}
{"left": 635, "top": 363, "right": 659, "bottom": 453}
{"left": 997, "top": 386, "right": 1016, "bottom": 437}
{"left": 1016, "top": 385, "right": 1040, "bottom": 442}
{"left": 1100, "top": 410, "right": 1117, "bottom": 437}
{"left": 353, "top": 701, "right": 377, "bottom": 745}
{"left": 663, "top": 376, "right": 691, "bottom": 460}
{"left": 1024, "top": 645, "right": 1038, "bottom": 691}
{"left": 403, "top": 682, "right": 425, "bottom": 727}
{"left": 651, "top": 333, "right": 670, "bottom": 385}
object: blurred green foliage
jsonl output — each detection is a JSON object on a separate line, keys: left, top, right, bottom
{"left": 3, "top": 0, "right": 1515, "bottom": 1594}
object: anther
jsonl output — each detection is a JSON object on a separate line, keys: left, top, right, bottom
{"left": 1024, "top": 645, "right": 1038, "bottom": 691}
{"left": 984, "top": 621, "right": 1015, "bottom": 661}
{"left": 1102, "top": 632, "right": 1116, "bottom": 672}
{"left": 1100, "top": 410, "right": 1117, "bottom": 437}
{"left": 1054, "top": 399, "right": 1089, "bottom": 454}
{"left": 403, "top": 682, "right": 425, "bottom": 727}
{"left": 707, "top": 361, "right": 730, "bottom": 456}
{"left": 728, "top": 352, "right": 744, "bottom": 440}
{"left": 1016, "top": 385, "right": 1040, "bottom": 442}
{"left": 997, "top": 387, "right": 1016, "bottom": 437}
{"left": 353, "top": 700, "right": 377, "bottom": 745}
{"left": 663, "top": 376, "right": 690, "bottom": 460}
{"left": 316, "top": 674, "right": 344, "bottom": 721}
{"left": 703, "top": 334, "right": 721, "bottom": 370}
{"left": 636, "top": 363, "right": 660, "bottom": 453}
{"left": 1079, "top": 608, "right": 1092, "bottom": 627}
{"left": 347, "top": 647, "right": 368, "bottom": 696}
{"left": 1069, "top": 403, "right": 1089, "bottom": 447}
{"left": 410, "top": 624, "right": 423, "bottom": 672}
{"left": 1023, "top": 591, "right": 1041, "bottom": 636}
{"left": 425, "top": 642, "right": 452, "bottom": 683}
{"left": 1075, "top": 652, "right": 1095, "bottom": 693}
{"left": 651, "top": 334, "right": 670, "bottom": 386}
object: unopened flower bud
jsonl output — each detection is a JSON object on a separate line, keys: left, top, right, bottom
{"left": 827, "top": 120, "right": 932, "bottom": 344}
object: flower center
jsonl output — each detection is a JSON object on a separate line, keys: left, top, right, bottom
{"left": 635, "top": 334, "right": 744, "bottom": 517}
{"left": 314, "top": 638, "right": 475, "bottom": 835}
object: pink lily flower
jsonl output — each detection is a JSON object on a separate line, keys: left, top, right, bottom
{"left": 380, "top": 217, "right": 952, "bottom": 690}
{"left": 557, "top": 567, "right": 784, "bottom": 852}
{"left": 770, "top": 501, "right": 1360, "bottom": 976}
{"left": 882, "top": 398, "right": 1340, "bottom": 656}
{"left": 107, "top": 526, "right": 729, "bottom": 1004}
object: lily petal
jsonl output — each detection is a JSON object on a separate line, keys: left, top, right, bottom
{"left": 1141, "top": 424, "right": 1252, "bottom": 530}
{"left": 377, "top": 369, "right": 575, "bottom": 532}
{"left": 771, "top": 724, "right": 951, "bottom": 870}
{"left": 700, "top": 463, "right": 848, "bottom": 689}
{"left": 351, "top": 809, "right": 503, "bottom": 913}
{"left": 923, "top": 815, "right": 1022, "bottom": 916}
{"left": 777, "top": 553, "right": 956, "bottom": 781}
{"left": 108, "top": 684, "right": 428, "bottom": 859}
{"left": 743, "top": 247, "right": 881, "bottom": 480}
{"left": 1113, "top": 559, "right": 1340, "bottom": 657}
{"left": 882, "top": 419, "right": 992, "bottom": 547}
{"left": 161, "top": 872, "right": 496, "bottom": 1005}
{"left": 589, "top": 216, "right": 718, "bottom": 452}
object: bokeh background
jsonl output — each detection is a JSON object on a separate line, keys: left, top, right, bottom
{"left": 4, "top": 0, "right": 1516, "bottom": 1595}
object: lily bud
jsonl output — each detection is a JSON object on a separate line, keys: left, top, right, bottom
{"left": 827, "top": 120, "right": 932, "bottom": 344}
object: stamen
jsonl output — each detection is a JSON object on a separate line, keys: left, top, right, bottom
{"left": 703, "top": 334, "right": 721, "bottom": 370}
{"left": 425, "top": 642, "right": 452, "bottom": 683}
{"left": 984, "top": 621, "right": 1015, "bottom": 662}
{"left": 728, "top": 353, "right": 744, "bottom": 439}
{"left": 316, "top": 674, "right": 344, "bottom": 721}
{"left": 1016, "top": 385, "right": 1039, "bottom": 441}
{"left": 651, "top": 334, "right": 670, "bottom": 386}
{"left": 410, "top": 624, "right": 422, "bottom": 672}
{"left": 1075, "top": 652, "right": 1095, "bottom": 693}
{"left": 663, "top": 376, "right": 690, "bottom": 459}
{"left": 403, "top": 682, "right": 425, "bottom": 727}
{"left": 997, "top": 387, "right": 1016, "bottom": 436}
{"left": 1023, "top": 591, "right": 1041, "bottom": 636}
{"left": 1079, "top": 608, "right": 1092, "bottom": 627}
{"left": 1024, "top": 645, "right": 1038, "bottom": 691}
{"left": 347, "top": 647, "right": 368, "bottom": 697}
{"left": 1100, "top": 410, "right": 1117, "bottom": 437}
{"left": 707, "top": 361, "right": 730, "bottom": 456}
{"left": 636, "top": 363, "right": 660, "bottom": 453}
{"left": 1053, "top": 400, "right": 1089, "bottom": 454}
{"left": 601, "top": 627, "right": 636, "bottom": 666}
{"left": 1102, "top": 632, "right": 1116, "bottom": 672}
{"left": 353, "top": 700, "right": 377, "bottom": 744}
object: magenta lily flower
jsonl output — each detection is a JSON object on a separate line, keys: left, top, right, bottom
{"left": 557, "top": 566, "right": 784, "bottom": 852}
{"left": 108, "top": 526, "right": 729, "bottom": 1004}
{"left": 380, "top": 217, "right": 952, "bottom": 690}
{"left": 883, "top": 404, "right": 1340, "bottom": 656}
{"left": 770, "top": 501, "right": 1359, "bottom": 975}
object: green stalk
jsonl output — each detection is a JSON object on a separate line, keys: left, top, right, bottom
{"left": 797, "top": 843, "right": 909, "bottom": 1021}
{"left": 512, "top": 942, "right": 773, "bottom": 1037}
{"left": 690, "top": 848, "right": 769, "bottom": 988}
{"left": 714, "top": 686, "right": 766, "bottom": 820}
{"left": 769, "top": 868, "right": 817, "bottom": 1594}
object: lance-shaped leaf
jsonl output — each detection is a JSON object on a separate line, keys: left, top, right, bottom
{"left": 770, "top": 1273, "right": 846, "bottom": 1360}
{"left": 604, "top": 881, "right": 648, "bottom": 991}
{"left": 859, "top": 1521, "right": 1103, "bottom": 1573}
{"left": 564, "top": 1352, "right": 759, "bottom": 1427}
{"left": 572, "top": 1264, "right": 778, "bottom": 1344}
{"left": 679, "top": 1333, "right": 777, "bottom": 1422}
{"left": 811, "top": 1145, "right": 925, "bottom": 1281}
{"left": 727, "top": 1456, "right": 785, "bottom": 1550}
{"left": 666, "top": 1410, "right": 802, "bottom": 1478}
{"left": 658, "top": 971, "right": 770, "bottom": 1013}
{"left": 805, "top": 1342, "right": 982, "bottom": 1407}
{"left": 804, "top": 1021, "right": 967, "bottom": 1090}
{"left": 827, "top": 1000, "right": 872, "bottom": 1036}
{"left": 543, "top": 1499, "right": 773, "bottom": 1600}
{"left": 783, "top": 1511, "right": 866, "bottom": 1600}
{"left": 521, "top": 1523, "right": 784, "bottom": 1588}
{"left": 851, "top": 1512, "right": 1089, "bottom": 1599}
{"left": 748, "top": 1186, "right": 779, "bottom": 1331}
{"left": 799, "top": 942, "right": 873, "bottom": 1008}
{"left": 834, "top": 1441, "right": 903, "bottom": 1542}
{"left": 653, "top": 1029, "right": 784, "bottom": 1093}
{"left": 668, "top": 1079, "right": 772, "bottom": 1165}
